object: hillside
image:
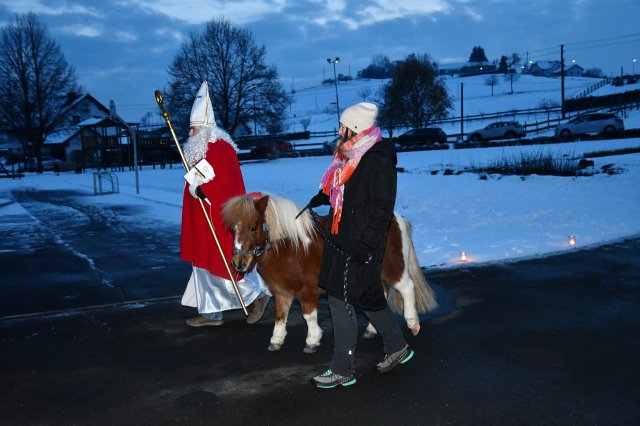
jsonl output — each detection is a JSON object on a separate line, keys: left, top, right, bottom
{"left": 284, "top": 74, "right": 639, "bottom": 140}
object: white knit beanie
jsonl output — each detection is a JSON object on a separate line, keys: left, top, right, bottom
{"left": 339, "top": 102, "right": 378, "bottom": 133}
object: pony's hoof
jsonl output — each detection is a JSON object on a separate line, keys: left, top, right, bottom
{"left": 303, "top": 344, "right": 319, "bottom": 353}
{"left": 268, "top": 343, "right": 282, "bottom": 351}
{"left": 410, "top": 323, "right": 420, "bottom": 336}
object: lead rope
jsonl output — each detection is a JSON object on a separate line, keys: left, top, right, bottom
{"left": 311, "top": 211, "right": 354, "bottom": 320}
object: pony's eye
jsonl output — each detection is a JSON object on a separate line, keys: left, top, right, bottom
{"left": 250, "top": 225, "right": 257, "bottom": 232}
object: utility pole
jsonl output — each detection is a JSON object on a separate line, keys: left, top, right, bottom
{"left": 460, "top": 82, "right": 464, "bottom": 141}
{"left": 561, "top": 44, "right": 565, "bottom": 119}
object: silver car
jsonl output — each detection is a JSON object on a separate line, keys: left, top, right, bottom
{"left": 555, "top": 113, "right": 624, "bottom": 140}
{"left": 467, "top": 121, "right": 526, "bottom": 142}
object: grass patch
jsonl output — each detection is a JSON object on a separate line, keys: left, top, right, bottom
{"left": 471, "top": 151, "right": 580, "bottom": 176}
{"left": 583, "top": 147, "right": 640, "bottom": 158}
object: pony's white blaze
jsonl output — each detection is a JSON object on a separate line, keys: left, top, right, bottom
{"left": 233, "top": 222, "right": 243, "bottom": 251}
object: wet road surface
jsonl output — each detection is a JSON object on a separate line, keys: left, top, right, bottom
{"left": 1, "top": 189, "right": 639, "bottom": 424}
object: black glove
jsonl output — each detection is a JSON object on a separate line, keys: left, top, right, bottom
{"left": 307, "top": 190, "right": 329, "bottom": 209}
{"left": 351, "top": 240, "right": 373, "bottom": 264}
{"left": 195, "top": 185, "right": 206, "bottom": 200}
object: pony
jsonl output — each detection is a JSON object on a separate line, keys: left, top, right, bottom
{"left": 221, "top": 194, "right": 438, "bottom": 353}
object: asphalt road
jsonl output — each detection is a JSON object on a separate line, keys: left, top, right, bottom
{"left": 1, "top": 189, "right": 639, "bottom": 424}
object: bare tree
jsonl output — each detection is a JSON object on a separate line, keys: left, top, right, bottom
{"left": 378, "top": 54, "right": 452, "bottom": 130}
{"left": 165, "top": 19, "right": 288, "bottom": 136}
{"left": 357, "top": 87, "right": 372, "bottom": 101}
{"left": 484, "top": 74, "right": 499, "bottom": 96}
{"left": 0, "top": 13, "right": 80, "bottom": 173}
{"left": 504, "top": 70, "right": 520, "bottom": 95}
{"left": 300, "top": 117, "right": 311, "bottom": 131}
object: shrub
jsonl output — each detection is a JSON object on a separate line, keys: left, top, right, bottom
{"left": 471, "top": 151, "right": 580, "bottom": 176}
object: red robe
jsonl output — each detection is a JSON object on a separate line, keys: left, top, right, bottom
{"left": 180, "top": 138, "right": 245, "bottom": 281}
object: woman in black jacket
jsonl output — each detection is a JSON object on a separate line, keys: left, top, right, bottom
{"left": 307, "top": 102, "right": 413, "bottom": 389}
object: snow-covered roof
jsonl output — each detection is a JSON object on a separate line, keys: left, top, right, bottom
{"left": 44, "top": 128, "right": 80, "bottom": 145}
{"left": 438, "top": 61, "right": 492, "bottom": 70}
{"left": 532, "top": 61, "right": 560, "bottom": 70}
{"left": 78, "top": 117, "right": 107, "bottom": 126}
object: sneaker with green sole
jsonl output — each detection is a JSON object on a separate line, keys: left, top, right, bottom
{"left": 376, "top": 344, "right": 414, "bottom": 373}
{"left": 311, "top": 369, "right": 356, "bottom": 388}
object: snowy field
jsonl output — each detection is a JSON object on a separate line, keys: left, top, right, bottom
{"left": 286, "top": 74, "right": 639, "bottom": 138}
{"left": 2, "top": 74, "right": 639, "bottom": 269}
{"left": 2, "top": 136, "right": 639, "bottom": 269}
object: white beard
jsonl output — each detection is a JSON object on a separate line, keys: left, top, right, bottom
{"left": 183, "top": 125, "right": 238, "bottom": 167}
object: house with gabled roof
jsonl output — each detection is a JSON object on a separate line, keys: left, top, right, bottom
{"left": 527, "top": 61, "right": 584, "bottom": 77}
{"left": 0, "top": 92, "right": 176, "bottom": 171}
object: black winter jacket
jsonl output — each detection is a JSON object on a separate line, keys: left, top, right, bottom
{"left": 317, "top": 137, "right": 397, "bottom": 310}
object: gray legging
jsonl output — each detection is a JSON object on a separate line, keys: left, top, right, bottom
{"left": 328, "top": 294, "right": 406, "bottom": 375}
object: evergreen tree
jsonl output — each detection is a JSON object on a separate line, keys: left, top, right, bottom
{"left": 468, "top": 46, "right": 488, "bottom": 63}
{"left": 498, "top": 56, "right": 509, "bottom": 74}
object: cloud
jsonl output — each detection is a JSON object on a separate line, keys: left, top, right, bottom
{"left": 122, "top": 0, "right": 288, "bottom": 25}
{"left": 115, "top": 31, "right": 138, "bottom": 42}
{"left": 155, "top": 28, "right": 184, "bottom": 43}
{"left": 2, "top": 0, "right": 100, "bottom": 17}
{"left": 311, "top": 0, "right": 451, "bottom": 29}
{"left": 58, "top": 24, "right": 102, "bottom": 38}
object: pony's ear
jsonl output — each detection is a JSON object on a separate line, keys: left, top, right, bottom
{"left": 254, "top": 195, "right": 270, "bottom": 214}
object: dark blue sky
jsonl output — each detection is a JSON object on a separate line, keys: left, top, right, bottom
{"left": 1, "top": 0, "right": 638, "bottom": 122}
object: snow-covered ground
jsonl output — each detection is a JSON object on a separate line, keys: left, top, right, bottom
{"left": 2, "top": 137, "right": 639, "bottom": 269}
{"left": 2, "top": 75, "right": 639, "bottom": 270}
{"left": 286, "top": 74, "right": 640, "bottom": 138}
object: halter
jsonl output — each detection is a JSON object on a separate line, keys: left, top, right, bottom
{"left": 232, "top": 222, "right": 271, "bottom": 257}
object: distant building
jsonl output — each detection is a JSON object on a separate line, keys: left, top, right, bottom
{"left": 0, "top": 93, "right": 175, "bottom": 171}
{"left": 527, "top": 61, "right": 584, "bottom": 77}
{"left": 438, "top": 61, "right": 497, "bottom": 77}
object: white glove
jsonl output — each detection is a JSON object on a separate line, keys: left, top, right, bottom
{"left": 188, "top": 182, "right": 199, "bottom": 199}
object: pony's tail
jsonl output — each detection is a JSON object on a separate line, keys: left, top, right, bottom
{"left": 387, "top": 215, "right": 438, "bottom": 314}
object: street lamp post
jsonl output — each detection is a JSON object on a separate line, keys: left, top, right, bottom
{"left": 633, "top": 58, "right": 637, "bottom": 78}
{"left": 109, "top": 100, "right": 139, "bottom": 194}
{"left": 327, "top": 57, "right": 340, "bottom": 125}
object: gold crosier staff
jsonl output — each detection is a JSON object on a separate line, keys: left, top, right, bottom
{"left": 154, "top": 90, "right": 248, "bottom": 316}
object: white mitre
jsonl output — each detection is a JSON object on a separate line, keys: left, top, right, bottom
{"left": 190, "top": 81, "right": 216, "bottom": 127}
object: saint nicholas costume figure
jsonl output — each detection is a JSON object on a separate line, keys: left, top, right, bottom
{"left": 180, "top": 82, "right": 270, "bottom": 326}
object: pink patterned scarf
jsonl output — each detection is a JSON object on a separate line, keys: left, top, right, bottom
{"left": 319, "top": 125, "right": 382, "bottom": 234}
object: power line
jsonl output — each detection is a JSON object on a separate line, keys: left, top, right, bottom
{"left": 566, "top": 37, "right": 640, "bottom": 53}
{"left": 565, "top": 33, "right": 640, "bottom": 48}
{"left": 525, "top": 32, "right": 640, "bottom": 62}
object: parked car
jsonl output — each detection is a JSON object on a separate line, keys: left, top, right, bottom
{"left": 18, "top": 156, "right": 62, "bottom": 172}
{"left": 555, "top": 113, "right": 624, "bottom": 140}
{"left": 394, "top": 127, "right": 447, "bottom": 150}
{"left": 467, "top": 121, "right": 526, "bottom": 142}
{"left": 249, "top": 139, "right": 295, "bottom": 160}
